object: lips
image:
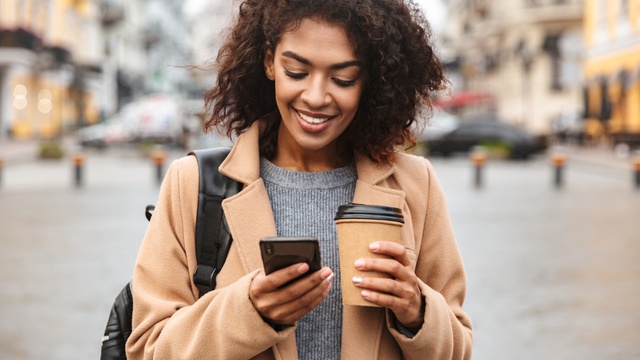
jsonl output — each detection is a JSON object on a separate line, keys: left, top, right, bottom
{"left": 296, "top": 109, "right": 334, "bottom": 125}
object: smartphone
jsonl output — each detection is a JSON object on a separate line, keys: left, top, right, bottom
{"left": 259, "top": 237, "right": 322, "bottom": 278}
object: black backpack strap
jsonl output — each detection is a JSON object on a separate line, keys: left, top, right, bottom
{"left": 100, "top": 148, "right": 241, "bottom": 359}
{"left": 189, "top": 147, "right": 243, "bottom": 297}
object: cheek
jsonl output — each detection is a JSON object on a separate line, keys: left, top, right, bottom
{"left": 274, "top": 79, "right": 300, "bottom": 105}
{"left": 338, "top": 89, "right": 363, "bottom": 115}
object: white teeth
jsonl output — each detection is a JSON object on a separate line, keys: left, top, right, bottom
{"left": 298, "top": 111, "right": 330, "bottom": 124}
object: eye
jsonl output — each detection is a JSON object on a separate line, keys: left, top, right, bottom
{"left": 332, "top": 78, "right": 358, "bottom": 88}
{"left": 284, "top": 70, "right": 307, "bottom": 80}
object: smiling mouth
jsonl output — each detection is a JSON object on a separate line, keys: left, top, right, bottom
{"left": 296, "top": 110, "right": 334, "bottom": 125}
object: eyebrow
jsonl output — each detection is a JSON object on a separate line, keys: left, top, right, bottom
{"left": 281, "top": 51, "right": 362, "bottom": 70}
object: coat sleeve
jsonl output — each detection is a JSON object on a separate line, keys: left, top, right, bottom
{"left": 387, "top": 158, "right": 473, "bottom": 360}
{"left": 125, "top": 157, "right": 293, "bottom": 359}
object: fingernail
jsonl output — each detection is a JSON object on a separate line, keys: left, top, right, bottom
{"left": 320, "top": 268, "right": 333, "bottom": 280}
{"left": 326, "top": 272, "right": 335, "bottom": 282}
{"left": 369, "top": 242, "right": 380, "bottom": 251}
{"left": 354, "top": 259, "right": 365, "bottom": 269}
{"left": 298, "top": 263, "right": 309, "bottom": 273}
{"left": 352, "top": 276, "right": 363, "bottom": 285}
{"left": 361, "top": 290, "right": 370, "bottom": 298}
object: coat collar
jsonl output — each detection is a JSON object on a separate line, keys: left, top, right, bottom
{"left": 219, "top": 120, "right": 399, "bottom": 189}
{"left": 218, "top": 120, "right": 264, "bottom": 184}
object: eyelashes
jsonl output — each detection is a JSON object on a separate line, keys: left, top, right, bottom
{"left": 333, "top": 78, "right": 358, "bottom": 87}
{"left": 283, "top": 70, "right": 358, "bottom": 88}
{"left": 284, "top": 70, "right": 306, "bottom": 80}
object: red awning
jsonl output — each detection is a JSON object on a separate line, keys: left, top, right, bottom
{"left": 435, "top": 91, "right": 494, "bottom": 109}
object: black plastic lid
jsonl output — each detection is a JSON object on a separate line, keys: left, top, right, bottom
{"left": 334, "top": 203, "right": 404, "bottom": 223}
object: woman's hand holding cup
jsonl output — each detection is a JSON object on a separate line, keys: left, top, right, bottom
{"left": 352, "top": 241, "right": 425, "bottom": 331}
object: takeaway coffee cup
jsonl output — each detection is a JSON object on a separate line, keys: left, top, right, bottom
{"left": 334, "top": 203, "right": 404, "bottom": 307}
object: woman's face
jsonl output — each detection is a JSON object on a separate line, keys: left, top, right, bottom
{"left": 264, "top": 18, "right": 363, "bottom": 163}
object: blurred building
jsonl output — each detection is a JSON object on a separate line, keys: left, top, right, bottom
{"left": 101, "top": 0, "right": 193, "bottom": 112}
{"left": 142, "top": 0, "right": 192, "bottom": 95}
{"left": 443, "top": 0, "right": 584, "bottom": 134}
{"left": 0, "top": 0, "right": 194, "bottom": 141}
{"left": 184, "top": 0, "right": 236, "bottom": 96}
{"left": 100, "top": 0, "right": 146, "bottom": 117}
{"left": 0, "top": 0, "right": 103, "bottom": 140}
{"left": 583, "top": 0, "right": 640, "bottom": 149}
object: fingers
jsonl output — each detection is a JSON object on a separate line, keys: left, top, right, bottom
{"left": 352, "top": 269, "right": 423, "bottom": 328}
{"left": 354, "top": 256, "right": 410, "bottom": 282}
{"left": 263, "top": 279, "right": 332, "bottom": 324}
{"left": 250, "top": 265, "right": 334, "bottom": 325}
{"left": 258, "top": 262, "right": 313, "bottom": 291}
{"left": 357, "top": 283, "right": 424, "bottom": 330}
{"left": 352, "top": 275, "right": 416, "bottom": 300}
{"left": 350, "top": 241, "right": 415, "bottom": 298}
{"left": 351, "top": 242, "right": 424, "bottom": 327}
{"left": 368, "top": 241, "right": 411, "bottom": 266}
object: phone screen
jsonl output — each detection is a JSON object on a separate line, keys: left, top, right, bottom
{"left": 259, "top": 236, "right": 321, "bottom": 276}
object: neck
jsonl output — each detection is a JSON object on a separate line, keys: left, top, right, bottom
{"left": 271, "top": 150, "right": 350, "bottom": 172}
{"left": 271, "top": 142, "right": 351, "bottom": 172}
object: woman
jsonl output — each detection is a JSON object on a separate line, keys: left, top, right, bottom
{"left": 126, "top": 0, "right": 472, "bottom": 359}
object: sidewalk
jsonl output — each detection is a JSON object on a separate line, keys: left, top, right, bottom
{"left": 1, "top": 136, "right": 637, "bottom": 171}
{"left": 549, "top": 143, "right": 638, "bottom": 171}
{"left": 0, "top": 136, "right": 186, "bottom": 165}
{"left": 0, "top": 138, "right": 40, "bottom": 164}
{"left": 0, "top": 136, "right": 81, "bottom": 165}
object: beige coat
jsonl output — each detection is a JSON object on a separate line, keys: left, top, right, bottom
{"left": 126, "top": 121, "right": 473, "bottom": 359}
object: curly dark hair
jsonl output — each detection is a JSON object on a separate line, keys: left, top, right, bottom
{"left": 204, "top": 0, "right": 446, "bottom": 163}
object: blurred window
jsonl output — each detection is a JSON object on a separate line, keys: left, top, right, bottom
{"left": 453, "top": 124, "right": 482, "bottom": 137}
{"left": 617, "top": 0, "right": 631, "bottom": 36}
{"left": 558, "top": 31, "right": 583, "bottom": 90}
{"left": 620, "top": 0, "right": 628, "bottom": 18}
{"left": 17, "top": 0, "right": 27, "bottom": 25}
{"left": 595, "top": 0, "right": 608, "bottom": 43}
{"left": 543, "top": 34, "right": 562, "bottom": 91}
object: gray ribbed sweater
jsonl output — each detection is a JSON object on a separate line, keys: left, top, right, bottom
{"left": 260, "top": 158, "right": 357, "bottom": 360}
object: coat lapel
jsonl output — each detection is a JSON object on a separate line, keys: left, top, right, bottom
{"left": 341, "top": 155, "right": 405, "bottom": 359}
{"left": 219, "top": 122, "right": 276, "bottom": 274}
{"left": 222, "top": 179, "right": 276, "bottom": 274}
{"left": 352, "top": 153, "right": 405, "bottom": 210}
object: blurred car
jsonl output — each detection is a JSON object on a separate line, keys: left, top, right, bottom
{"left": 415, "top": 109, "right": 460, "bottom": 142}
{"left": 77, "top": 94, "right": 184, "bottom": 148}
{"left": 425, "top": 114, "right": 548, "bottom": 159}
{"left": 76, "top": 114, "right": 136, "bottom": 148}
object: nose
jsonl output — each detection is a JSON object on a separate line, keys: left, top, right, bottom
{"left": 301, "top": 76, "right": 331, "bottom": 108}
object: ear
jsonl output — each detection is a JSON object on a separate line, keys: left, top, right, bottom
{"left": 264, "top": 47, "right": 275, "bottom": 81}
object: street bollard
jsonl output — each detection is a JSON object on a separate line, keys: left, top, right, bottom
{"left": 551, "top": 151, "right": 567, "bottom": 188}
{"left": 151, "top": 150, "right": 166, "bottom": 185}
{"left": 633, "top": 156, "right": 640, "bottom": 190}
{"left": 72, "top": 152, "right": 85, "bottom": 188}
{"left": 470, "top": 146, "right": 487, "bottom": 188}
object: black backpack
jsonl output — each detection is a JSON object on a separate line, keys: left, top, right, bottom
{"left": 100, "top": 147, "right": 242, "bottom": 360}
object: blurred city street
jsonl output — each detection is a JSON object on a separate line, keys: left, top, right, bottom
{"left": 1, "top": 143, "right": 639, "bottom": 359}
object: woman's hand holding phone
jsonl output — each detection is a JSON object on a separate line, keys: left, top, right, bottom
{"left": 250, "top": 236, "right": 333, "bottom": 326}
{"left": 249, "top": 262, "right": 334, "bottom": 326}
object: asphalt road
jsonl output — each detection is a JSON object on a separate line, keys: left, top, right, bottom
{"left": 0, "top": 148, "right": 639, "bottom": 359}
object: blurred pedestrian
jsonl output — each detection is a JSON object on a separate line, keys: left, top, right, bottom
{"left": 126, "top": 0, "right": 472, "bottom": 359}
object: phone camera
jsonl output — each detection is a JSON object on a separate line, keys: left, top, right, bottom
{"left": 266, "top": 244, "right": 274, "bottom": 255}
